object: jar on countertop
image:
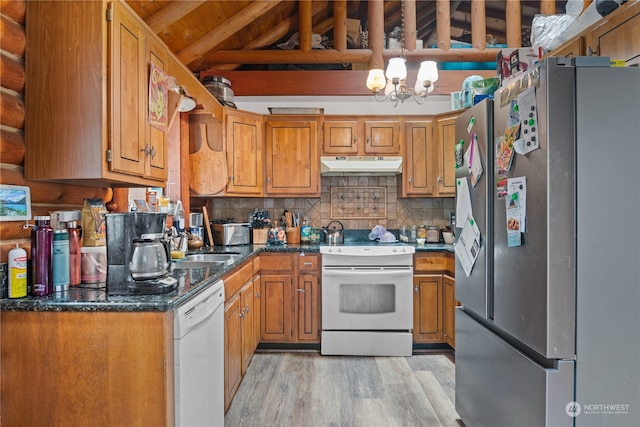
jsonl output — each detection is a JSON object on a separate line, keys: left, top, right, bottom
{"left": 417, "top": 225, "right": 427, "bottom": 239}
{"left": 426, "top": 225, "right": 440, "bottom": 243}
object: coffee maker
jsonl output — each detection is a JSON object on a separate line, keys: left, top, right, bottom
{"left": 105, "top": 212, "right": 176, "bottom": 295}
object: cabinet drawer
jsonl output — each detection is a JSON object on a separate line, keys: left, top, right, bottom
{"left": 414, "top": 252, "right": 451, "bottom": 273}
{"left": 298, "top": 253, "right": 320, "bottom": 271}
{"left": 259, "top": 253, "right": 293, "bottom": 271}
{"left": 252, "top": 256, "right": 261, "bottom": 275}
{"left": 223, "top": 260, "right": 253, "bottom": 300}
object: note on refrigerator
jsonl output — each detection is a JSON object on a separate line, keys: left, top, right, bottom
{"left": 456, "top": 177, "right": 472, "bottom": 228}
{"left": 455, "top": 216, "right": 481, "bottom": 277}
{"left": 505, "top": 176, "right": 527, "bottom": 247}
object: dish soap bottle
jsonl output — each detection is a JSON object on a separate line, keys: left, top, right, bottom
{"left": 8, "top": 243, "right": 27, "bottom": 298}
{"left": 300, "top": 216, "right": 311, "bottom": 244}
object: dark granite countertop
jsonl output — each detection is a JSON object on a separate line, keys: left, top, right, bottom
{"left": 0, "top": 241, "right": 452, "bottom": 313}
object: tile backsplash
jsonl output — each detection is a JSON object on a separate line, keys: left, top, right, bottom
{"left": 208, "top": 176, "right": 454, "bottom": 230}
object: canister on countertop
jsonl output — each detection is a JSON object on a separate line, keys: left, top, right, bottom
{"left": 80, "top": 246, "right": 107, "bottom": 285}
{"left": 426, "top": 225, "right": 440, "bottom": 243}
{"left": 417, "top": 225, "right": 427, "bottom": 239}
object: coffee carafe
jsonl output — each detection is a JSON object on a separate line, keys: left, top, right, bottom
{"left": 105, "top": 212, "right": 176, "bottom": 295}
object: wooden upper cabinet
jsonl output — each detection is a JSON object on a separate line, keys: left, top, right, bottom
{"left": 548, "top": 35, "right": 585, "bottom": 59}
{"left": 322, "top": 120, "right": 359, "bottom": 155}
{"left": 225, "top": 110, "right": 264, "bottom": 196}
{"left": 321, "top": 117, "right": 402, "bottom": 156}
{"left": 399, "top": 120, "right": 436, "bottom": 197}
{"left": 24, "top": 0, "right": 169, "bottom": 187}
{"left": 364, "top": 120, "right": 402, "bottom": 154}
{"left": 586, "top": 1, "right": 640, "bottom": 66}
{"left": 434, "top": 113, "right": 458, "bottom": 197}
{"left": 265, "top": 117, "right": 319, "bottom": 196}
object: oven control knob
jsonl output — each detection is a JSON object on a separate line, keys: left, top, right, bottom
{"left": 392, "top": 247, "right": 397, "bottom": 252}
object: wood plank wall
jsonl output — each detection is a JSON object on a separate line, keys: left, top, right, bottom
{"left": 0, "top": 0, "right": 111, "bottom": 263}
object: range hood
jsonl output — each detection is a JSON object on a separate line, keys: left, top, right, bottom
{"left": 320, "top": 156, "right": 403, "bottom": 176}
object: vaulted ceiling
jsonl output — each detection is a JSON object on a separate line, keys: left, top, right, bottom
{"left": 126, "top": 0, "right": 567, "bottom": 77}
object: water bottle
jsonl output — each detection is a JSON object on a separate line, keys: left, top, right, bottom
{"left": 32, "top": 215, "right": 54, "bottom": 296}
{"left": 67, "top": 221, "right": 82, "bottom": 286}
{"left": 8, "top": 244, "right": 28, "bottom": 298}
{"left": 174, "top": 200, "right": 186, "bottom": 233}
{"left": 53, "top": 229, "right": 70, "bottom": 292}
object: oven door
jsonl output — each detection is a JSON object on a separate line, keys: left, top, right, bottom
{"left": 322, "top": 266, "right": 413, "bottom": 331}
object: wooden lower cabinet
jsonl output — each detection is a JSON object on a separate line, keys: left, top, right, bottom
{"left": 223, "top": 260, "right": 259, "bottom": 412}
{"left": 413, "top": 252, "right": 456, "bottom": 347}
{"left": 413, "top": 274, "right": 443, "bottom": 343}
{"left": 1, "top": 311, "right": 173, "bottom": 426}
{"left": 260, "top": 253, "right": 321, "bottom": 343}
{"left": 443, "top": 274, "right": 456, "bottom": 348}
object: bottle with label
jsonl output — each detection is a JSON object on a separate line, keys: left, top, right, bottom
{"left": 174, "top": 200, "right": 186, "bottom": 233}
{"left": 53, "top": 229, "right": 70, "bottom": 292}
{"left": 31, "top": 215, "right": 54, "bottom": 296}
{"left": 8, "top": 244, "right": 28, "bottom": 298}
{"left": 67, "top": 221, "right": 82, "bottom": 286}
{"left": 300, "top": 216, "right": 311, "bottom": 243}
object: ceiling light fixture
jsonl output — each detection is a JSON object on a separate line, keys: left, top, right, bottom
{"left": 365, "top": 0, "right": 439, "bottom": 106}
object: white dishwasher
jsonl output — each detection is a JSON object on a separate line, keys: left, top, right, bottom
{"left": 174, "top": 279, "right": 225, "bottom": 427}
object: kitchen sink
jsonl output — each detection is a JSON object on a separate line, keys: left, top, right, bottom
{"left": 184, "top": 253, "right": 239, "bottom": 262}
{"left": 172, "top": 253, "right": 241, "bottom": 269}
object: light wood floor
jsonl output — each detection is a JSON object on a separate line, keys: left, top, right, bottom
{"left": 224, "top": 350, "right": 464, "bottom": 427}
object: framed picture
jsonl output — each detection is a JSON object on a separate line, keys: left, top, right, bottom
{"left": 0, "top": 185, "right": 32, "bottom": 221}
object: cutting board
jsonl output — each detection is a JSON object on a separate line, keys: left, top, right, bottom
{"left": 189, "top": 116, "right": 228, "bottom": 195}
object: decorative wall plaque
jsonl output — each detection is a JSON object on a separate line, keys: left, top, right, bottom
{"left": 330, "top": 186, "right": 386, "bottom": 219}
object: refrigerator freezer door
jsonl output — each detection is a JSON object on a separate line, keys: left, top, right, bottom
{"left": 492, "top": 59, "right": 576, "bottom": 360}
{"left": 454, "top": 100, "right": 493, "bottom": 318}
{"left": 456, "top": 309, "right": 574, "bottom": 427}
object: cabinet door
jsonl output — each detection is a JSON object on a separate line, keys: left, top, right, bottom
{"left": 265, "top": 120, "right": 319, "bottom": 196}
{"left": 588, "top": 2, "right": 640, "bottom": 66}
{"left": 401, "top": 120, "right": 436, "bottom": 196}
{"left": 240, "top": 281, "right": 254, "bottom": 375}
{"left": 549, "top": 35, "right": 585, "bottom": 59}
{"left": 260, "top": 273, "right": 293, "bottom": 342}
{"left": 322, "top": 120, "right": 359, "bottom": 155}
{"left": 226, "top": 112, "right": 264, "bottom": 195}
{"left": 413, "top": 274, "right": 443, "bottom": 343}
{"left": 252, "top": 275, "right": 261, "bottom": 350}
{"left": 443, "top": 275, "right": 456, "bottom": 348}
{"left": 296, "top": 274, "right": 320, "bottom": 342}
{"left": 364, "top": 120, "right": 401, "bottom": 154}
{"left": 144, "top": 34, "right": 169, "bottom": 181}
{"left": 110, "top": 1, "right": 146, "bottom": 177}
{"left": 224, "top": 295, "right": 242, "bottom": 411}
{"left": 435, "top": 116, "right": 457, "bottom": 196}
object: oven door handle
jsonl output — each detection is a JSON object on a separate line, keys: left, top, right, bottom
{"left": 322, "top": 267, "right": 413, "bottom": 276}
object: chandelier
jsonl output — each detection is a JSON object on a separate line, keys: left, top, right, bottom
{"left": 365, "top": 0, "right": 439, "bottom": 106}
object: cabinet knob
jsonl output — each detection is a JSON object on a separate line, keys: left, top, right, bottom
{"left": 303, "top": 261, "right": 312, "bottom": 266}
{"left": 408, "top": 176, "right": 412, "bottom": 183}
{"left": 141, "top": 143, "right": 151, "bottom": 157}
{"left": 255, "top": 292, "right": 261, "bottom": 299}
{"left": 245, "top": 304, "right": 250, "bottom": 314}
{"left": 437, "top": 176, "right": 442, "bottom": 183}
{"left": 414, "top": 286, "right": 419, "bottom": 293}
{"left": 353, "top": 136, "right": 357, "bottom": 145}
{"left": 150, "top": 146, "right": 157, "bottom": 160}
{"left": 296, "top": 288, "right": 305, "bottom": 293}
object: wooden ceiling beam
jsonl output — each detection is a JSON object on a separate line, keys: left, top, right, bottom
{"left": 144, "top": 0, "right": 206, "bottom": 34}
{"left": 199, "top": 1, "right": 329, "bottom": 71}
{"left": 177, "top": 0, "right": 284, "bottom": 67}
{"left": 299, "top": 0, "right": 313, "bottom": 52}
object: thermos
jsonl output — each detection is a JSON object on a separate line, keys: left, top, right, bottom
{"left": 8, "top": 244, "right": 28, "bottom": 298}
{"left": 67, "top": 221, "right": 82, "bottom": 285}
{"left": 31, "top": 215, "right": 53, "bottom": 296}
{"left": 53, "top": 230, "right": 70, "bottom": 292}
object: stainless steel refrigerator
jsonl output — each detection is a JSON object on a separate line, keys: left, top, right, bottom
{"left": 454, "top": 57, "right": 640, "bottom": 427}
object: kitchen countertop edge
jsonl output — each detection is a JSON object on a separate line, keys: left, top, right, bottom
{"left": 1, "top": 243, "right": 453, "bottom": 312}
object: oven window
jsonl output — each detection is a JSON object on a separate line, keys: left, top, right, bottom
{"left": 339, "top": 284, "right": 396, "bottom": 314}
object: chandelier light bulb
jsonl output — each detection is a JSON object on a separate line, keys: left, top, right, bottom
{"left": 366, "top": 69, "right": 386, "bottom": 92}
{"left": 385, "top": 57, "right": 407, "bottom": 80}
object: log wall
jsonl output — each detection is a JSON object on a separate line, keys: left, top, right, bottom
{"left": 0, "top": 0, "right": 111, "bottom": 263}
